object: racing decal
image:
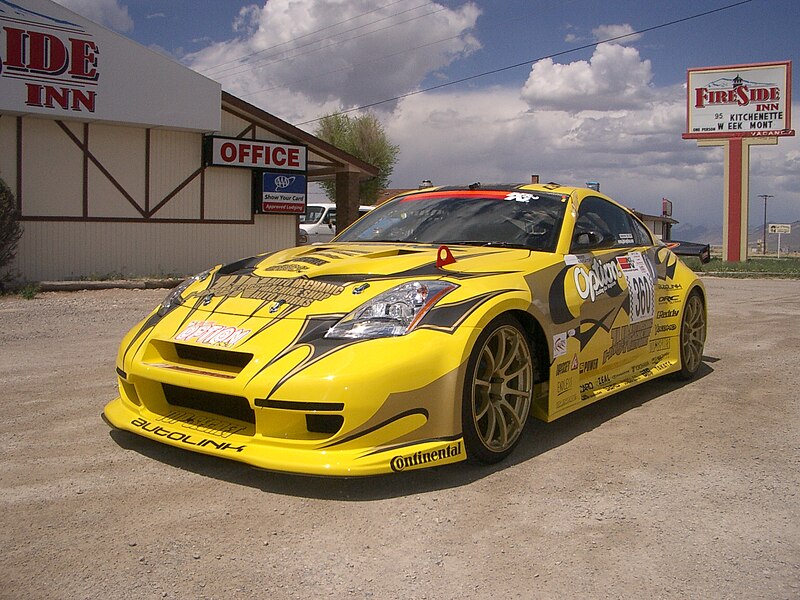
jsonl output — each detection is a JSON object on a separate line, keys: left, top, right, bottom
{"left": 556, "top": 377, "right": 574, "bottom": 396}
{"left": 616, "top": 252, "right": 655, "bottom": 324}
{"left": 658, "top": 283, "right": 683, "bottom": 291}
{"left": 130, "top": 418, "right": 246, "bottom": 452}
{"left": 175, "top": 320, "right": 251, "bottom": 347}
{"left": 505, "top": 192, "right": 539, "bottom": 203}
{"left": 649, "top": 339, "right": 671, "bottom": 352}
{"left": 602, "top": 319, "right": 653, "bottom": 364}
{"left": 157, "top": 410, "right": 248, "bottom": 438}
{"left": 659, "top": 294, "right": 680, "bottom": 304}
{"left": 618, "top": 233, "right": 635, "bottom": 245}
{"left": 552, "top": 329, "right": 575, "bottom": 358}
{"left": 555, "top": 361, "right": 570, "bottom": 375}
{"left": 654, "top": 246, "right": 678, "bottom": 281}
{"left": 655, "top": 323, "right": 678, "bottom": 334}
{"left": 657, "top": 309, "right": 679, "bottom": 318}
{"left": 419, "top": 289, "right": 514, "bottom": 333}
{"left": 388, "top": 442, "right": 463, "bottom": 472}
{"left": 186, "top": 275, "right": 345, "bottom": 308}
{"left": 579, "top": 358, "right": 598, "bottom": 374}
{"left": 574, "top": 258, "right": 623, "bottom": 302}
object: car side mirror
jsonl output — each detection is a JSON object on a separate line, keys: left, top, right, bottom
{"left": 574, "top": 230, "right": 603, "bottom": 249}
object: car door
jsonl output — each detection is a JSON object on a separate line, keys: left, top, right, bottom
{"left": 569, "top": 196, "right": 656, "bottom": 397}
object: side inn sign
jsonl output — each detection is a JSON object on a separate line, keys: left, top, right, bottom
{"left": 0, "top": 0, "right": 220, "bottom": 131}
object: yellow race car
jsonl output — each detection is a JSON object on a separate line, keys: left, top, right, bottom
{"left": 104, "top": 183, "right": 706, "bottom": 475}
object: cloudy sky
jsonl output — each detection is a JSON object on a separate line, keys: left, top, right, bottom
{"left": 54, "top": 0, "right": 799, "bottom": 239}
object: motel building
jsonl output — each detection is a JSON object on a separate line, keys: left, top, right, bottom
{"left": 0, "top": 1, "right": 378, "bottom": 282}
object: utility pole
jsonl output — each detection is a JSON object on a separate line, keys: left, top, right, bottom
{"left": 758, "top": 194, "right": 773, "bottom": 255}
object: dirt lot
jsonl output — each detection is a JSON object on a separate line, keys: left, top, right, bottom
{"left": 1, "top": 277, "right": 798, "bottom": 600}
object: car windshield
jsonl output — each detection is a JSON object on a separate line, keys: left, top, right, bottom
{"left": 337, "top": 190, "right": 567, "bottom": 252}
{"left": 300, "top": 205, "right": 326, "bottom": 224}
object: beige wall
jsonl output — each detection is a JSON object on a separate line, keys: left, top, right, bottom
{"left": 2, "top": 111, "right": 301, "bottom": 281}
{"left": 15, "top": 218, "right": 295, "bottom": 280}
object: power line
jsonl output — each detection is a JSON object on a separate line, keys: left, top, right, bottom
{"left": 238, "top": 33, "right": 466, "bottom": 98}
{"left": 294, "top": 0, "right": 755, "bottom": 126}
{"left": 201, "top": 0, "right": 410, "bottom": 74}
{"left": 203, "top": 1, "right": 439, "bottom": 79}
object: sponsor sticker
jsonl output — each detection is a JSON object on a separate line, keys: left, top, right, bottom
{"left": 390, "top": 442, "right": 463, "bottom": 472}
{"left": 603, "top": 320, "right": 653, "bottom": 363}
{"left": 650, "top": 339, "right": 671, "bottom": 352}
{"left": 175, "top": 320, "right": 251, "bottom": 347}
{"left": 617, "top": 251, "right": 655, "bottom": 324}
{"left": 552, "top": 329, "right": 575, "bottom": 358}
{"left": 574, "top": 258, "right": 621, "bottom": 302}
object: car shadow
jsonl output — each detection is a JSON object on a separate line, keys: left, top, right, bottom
{"left": 107, "top": 359, "right": 716, "bottom": 500}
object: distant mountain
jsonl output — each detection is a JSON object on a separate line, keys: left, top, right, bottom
{"left": 671, "top": 223, "right": 722, "bottom": 246}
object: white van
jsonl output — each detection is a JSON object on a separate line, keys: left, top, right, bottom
{"left": 299, "top": 202, "right": 373, "bottom": 243}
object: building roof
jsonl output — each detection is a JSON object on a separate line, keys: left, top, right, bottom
{"left": 221, "top": 92, "right": 379, "bottom": 182}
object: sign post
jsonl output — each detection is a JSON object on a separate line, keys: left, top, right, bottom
{"left": 683, "top": 61, "right": 794, "bottom": 262}
{"left": 768, "top": 223, "right": 792, "bottom": 258}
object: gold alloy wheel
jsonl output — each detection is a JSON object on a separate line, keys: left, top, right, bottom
{"left": 471, "top": 324, "right": 533, "bottom": 453}
{"left": 680, "top": 292, "right": 706, "bottom": 375}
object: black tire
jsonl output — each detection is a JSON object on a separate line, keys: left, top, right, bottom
{"left": 676, "top": 290, "right": 706, "bottom": 380}
{"left": 462, "top": 315, "right": 534, "bottom": 464}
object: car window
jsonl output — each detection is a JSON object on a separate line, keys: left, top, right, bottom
{"left": 337, "top": 191, "right": 567, "bottom": 252}
{"left": 629, "top": 215, "right": 654, "bottom": 246}
{"left": 571, "top": 196, "right": 636, "bottom": 252}
{"left": 323, "top": 210, "right": 336, "bottom": 225}
{"left": 301, "top": 205, "right": 325, "bottom": 224}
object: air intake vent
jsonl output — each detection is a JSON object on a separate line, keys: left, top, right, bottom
{"left": 163, "top": 383, "right": 255, "bottom": 424}
{"left": 174, "top": 343, "right": 252, "bottom": 370}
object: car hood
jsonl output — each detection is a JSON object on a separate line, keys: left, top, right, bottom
{"left": 177, "top": 242, "right": 555, "bottom": 319}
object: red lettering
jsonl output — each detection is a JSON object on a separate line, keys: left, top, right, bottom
{"left": 273, "top": 146, "right": 286, "bottom": 166}
{"left": 220, "top": 142, "right": 237, "bottom": 162}
{"left": 2, "top": 27, "right": 26, "bottom": 70}
{"left": 25, "top": 83, "right": 43, "bottom": 107}
{"left": 28, "top": 31, "right": 69, "bottom": 75}
{"left": 44, "top": 86, "right": 69, "bottom": 109}
{"left": 695, "top": 87, "right": 708, "bottom": 108}
{"left": 252, "top": 144, "right": 264, "bottom": 164}
{"left": 71, "top": 89, "right": 96, "bottom": 112}
{"left": 735, "top": 85, "right": 749, "bottom": 106}
{"left": 68, "top": 38, "right": 99, "bottom": 80}
{"left": 287, "top": 148, "right": 300, "bottom": 168}
{"left": 239, "top": 143, "right": 251, "bottom": 162}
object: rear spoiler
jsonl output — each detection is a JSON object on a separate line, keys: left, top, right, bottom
{"left": 666, "top": 240, "right": 711, "bottom": 264}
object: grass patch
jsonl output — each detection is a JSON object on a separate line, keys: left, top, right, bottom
{"left": 685, "top": 256, "right": 800, "bottom": 278}
{"left": 18, "top": 283, "right": 40, "bottom": 299}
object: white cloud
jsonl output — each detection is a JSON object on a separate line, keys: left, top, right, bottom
{"left": 175, "top": 4, "right": 798, "bottom": 230}
{"left": 183, "top": 0, "right": 481, "bottom": 121}
{"left": 52, "top": 0, "right": 133, "bottom": 32}
{"left": 521, "top": 42, "right": 654, "bottom": 112}
{"left": 592, "top": 23, "right": 642, "bottom": 44}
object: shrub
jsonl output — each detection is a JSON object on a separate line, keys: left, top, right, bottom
{"left": 0, "top": 177, "right": 23, "bottom": 286}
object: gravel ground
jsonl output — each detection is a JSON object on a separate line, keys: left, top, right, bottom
{"left": 0, "top": 278, "right": 798, "bottom": 600}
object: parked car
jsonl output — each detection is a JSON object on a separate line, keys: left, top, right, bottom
{"left": 104, "top": 183, "right": 706, "bottom": 475}
{"left": 299, "top": 202, "right": 373, "bottom": 243}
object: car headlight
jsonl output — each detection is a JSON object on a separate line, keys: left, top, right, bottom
{"left": 325, "top": 281, "right": 456, "bottom": 339}
{"left": 157, "top": 268, "right": 213, "bottom": 317}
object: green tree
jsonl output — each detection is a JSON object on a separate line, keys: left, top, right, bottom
{"left": 315, "top": 112, "right": 399, "bottom": 205}
{"left": 0, "top": 176, "right": 23, "bottom": 286}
